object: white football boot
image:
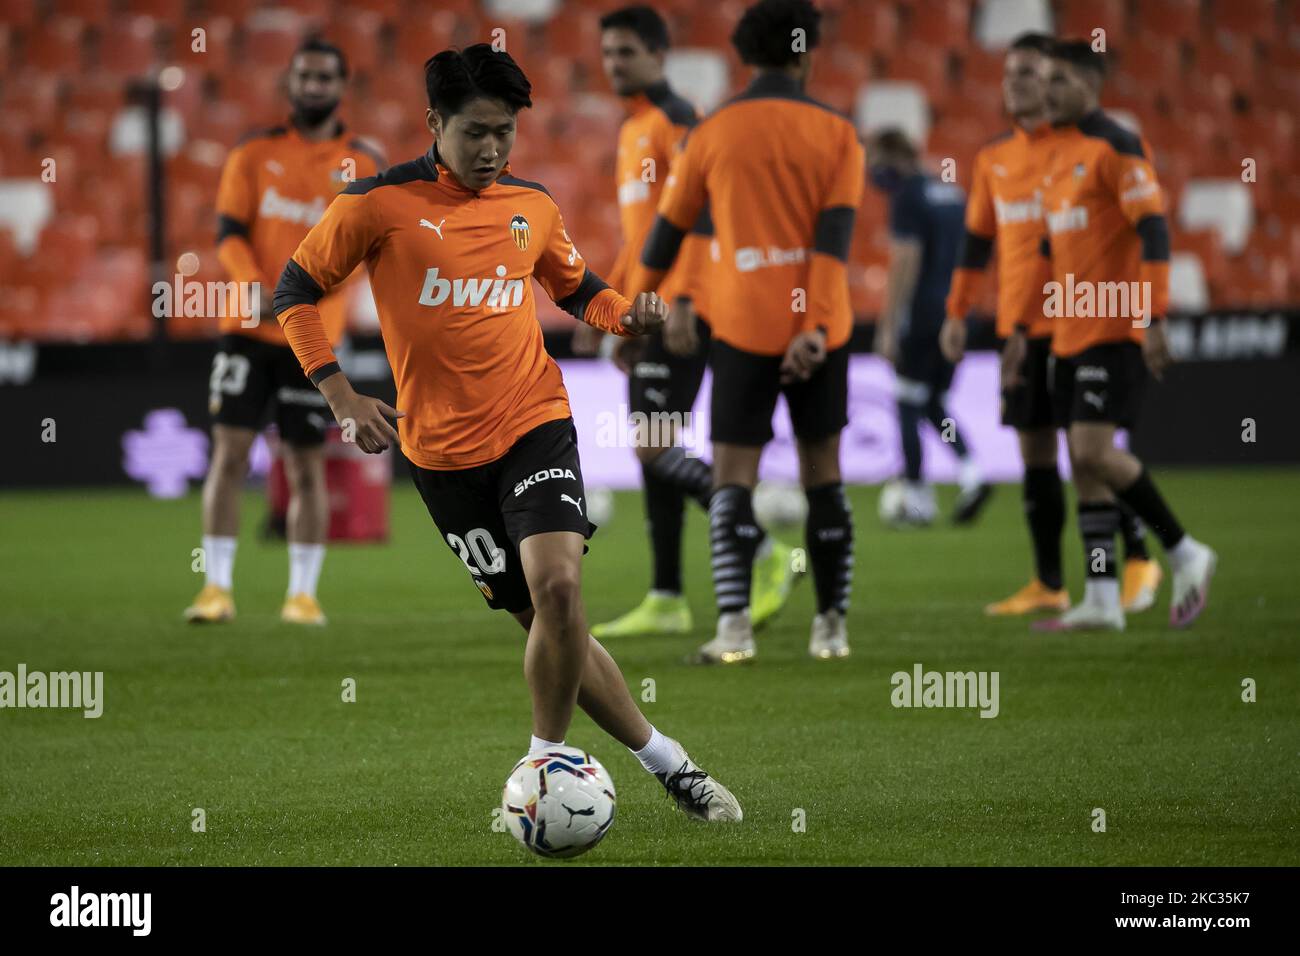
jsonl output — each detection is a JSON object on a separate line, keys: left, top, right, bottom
{"left": 1033, "top": 597, "right": 1125, "bottom": 632}
{"left": 808, "top": 609, "right": 850, "bottom": 659}
{"left": 655, "top": 738, "right": 743, "bottom": 823}
{"left": 1169, "top": 539, "right": 1217, "bottom": 628}
{"left": 692, "top": 608, "right": 756, "bottom": 664}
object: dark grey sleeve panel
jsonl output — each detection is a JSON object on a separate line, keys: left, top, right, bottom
{"left": 217, "top": 215, "right": 249, "bottom": 244}
{"left": 273, "top": 259, "right": 326, "bottom": 314}
{"left": 309, "top": 362, "right": 342, "bottom": 385}
{"left": 957, "top": 231, "right": 994, "bottom": 270}
{"left": 555, "top": 267, "right": 612, "bottom": 323}
{"left": 813, "top": 206, "right": 856, "bottom": 262}
{"left": 641, "top": 215, "right": 687, "bottom": 270}
{"left": 690, "top": 203, "right": 713, "bottom": 237}
{"left": 1135, "top": 214, "right": 1171, "bottom": 262}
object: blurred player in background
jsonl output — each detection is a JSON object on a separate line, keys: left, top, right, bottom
{"left": 184, "top": 39, "right": 383, "bottom": 626}
{"left": 580, "top": 4, "right": 797, "bottom": 640}
{"left": 942, "top": 33, "right": 1160, "bottom": 617}
{"left": 1021, "top": 41, "right": 1216, "bottom": 631}
{"left": 868, "top": 128, "right": 991, "bottom": 528}
{"left": 630, "top": 0, "right": 863, "bottom": 663}
{"left": 273, "top": 45, "right": 741, "bottom": 820}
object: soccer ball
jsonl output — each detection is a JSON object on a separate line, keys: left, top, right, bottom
{"left": 752, "top": 480, "right": 808, "bottom": 528}
{"left": 586, "top": 487, "right": 614, "bottom": 527}
{"left": 501, "top": 746, "right": 616, "bottom": 859}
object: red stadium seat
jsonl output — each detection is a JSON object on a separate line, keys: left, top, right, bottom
{"left": 327, "top": 9, "right": 385, "bottom": 77}
{"left": 23, "top": 17, "right": 86, "bottom": 73}
{"left": 908, "top": 0, "right": 970, "bottom": 53}
{"left": 394, "top": 11, "right": 457, "bottom": 68}
{"left": 832, "top": 1, "right": 901, "bottom": 56}
{"left": 883, "top": 40, "right": 952, "bottom": 100}
{"left": 1132, "top": 0, "right": 1202, "bottom": 44}
{"left": 96, "top": 15, "right": 161, "bottom": 77}
{"left": 169, "top": 16, "right": 235, "bottom": 73}
{"left": 1056, "top": 0, "right": 1128, "bottom": 40}
{"left": 1208, "top": 0, "right": 1279, "bottom": 43}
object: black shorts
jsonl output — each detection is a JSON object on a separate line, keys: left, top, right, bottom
{"left": 409, "top": 417, "right": 595, "bottom": 614}
{"left": 628, "top": 317, "right": 711, "bottom": 417}
{"left": 709, "top": 339, "right": 849, "bottom": 446}
{"left": 1001, "top": 335, "right": 1054, "bottom": 430}
{"left": 208, "top": 333, "right": 330, "bottom": 446}
{"left": 896, "top": 333, "right": 955, "bottom": 405}
{"left": 1049, "top": 342, "right": 1147, "bottom": 429}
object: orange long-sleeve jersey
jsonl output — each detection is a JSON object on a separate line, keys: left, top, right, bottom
{"left": 607, "top": 81, "right": 711, "bottom": 313}
{"left": 215, "top": 123, "right": 383, "bottom": 345}
{"left": 945, "top": 123, "right": 1061, "bottom": 339}
{"left": 628, "top": 72, "right": 864, "bottom": 357}
{"left": 273, "top": 147, "right": 634, "bottom": 470}
{"left": 1039, "top": 111, "right": 1171, "bottom": 358}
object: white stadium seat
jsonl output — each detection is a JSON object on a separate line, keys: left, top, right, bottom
{"left": 855, "top": 81, "right": 929, "bottom": 145}
{"left": 1179, "top": 179, "right": 1254, "bottom": 255}
{"left": 109, "top": 105, "right": 185, "bottom": 157}
{"left": 974, "top": 0, "right": 1054, "bottom": 50}
{"left": 1169, "top": 251, "right": 1210, "bottom": 313}
{"left": 484, "top": 0, "right": 561, "bottom": 22}
{"left": 665, "top": 49, "right": 730, "bottom": 114}
{"left": 0, "top": 180, "right": 55, "bottom": 255}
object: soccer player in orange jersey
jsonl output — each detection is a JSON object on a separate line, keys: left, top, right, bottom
{"left": 185, "top": 39, "right": 384, "bottom": 627}
{"left": 581, "top": 5, "right": 798, "bottom": 639}
{"left": 942, "top": 33, "right": 1160, "bottom": 618}
{"left": 628, "top": 0, "right": 864, "bottom": 662}
{"left": 273, "top": 45, "right": 741, "bottom": 821}
{"left": 1015, "top": 41, "right": 1216, "bottom": 631}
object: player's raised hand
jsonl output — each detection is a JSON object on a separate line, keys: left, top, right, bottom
{"left": 1142, "top": 319, "right": 1172, "bottom": 382}
{"left": 780, "top": 328, "right": 827, "bottom": 384}
{"left": 620, "top": 291, "right": 668, "bottom": 335}
{"left": 1000, "top": 329, "right": 1028, "bottom": 391}
{"left": 939, "top": 317, "right": 967, "bottom": 364}
{"left": 318, "top": 374, "right": 404, "bottom": 454}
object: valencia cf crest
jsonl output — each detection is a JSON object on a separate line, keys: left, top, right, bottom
{"left": 509, "top": 214, "right": 530, "bottom": 250}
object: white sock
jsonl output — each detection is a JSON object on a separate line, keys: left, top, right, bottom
{"left": 958, "top": 457, "right": 983, "bottom": 493}
{"left": 203, "top": 535, "right": 237, "bottom": 590}
{"left": 288, "top": 542, "right": 326, "bottom": 598}
{"left": 631, "top": 726, "right": 682, "bottom": 774}
{"left": 1167, "top": 534, "right": 1198, "bottom": 569}
{"left": 529, "top": 735, "right": 564, "bottom": 753}
{"left": 1084, "top": 577, "right": 1121, "bottom": 609}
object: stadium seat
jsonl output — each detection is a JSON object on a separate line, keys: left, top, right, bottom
{"left": 243, "top": 9, "right": 306, "bottom": 68}
{"left": 484, "top": 0, "right": 563, "bottom": 23}
{"left": 830, "top": 1, "right": 900, "bottom": 55}
{"left": 109, "top": 104, "right": 185, "bottom": 158}
{"left": 96, "top": 15, "right": 159, "bottom": 77}
{"left": 854, "top": 80, "right": 929, "bottom": 145}
{"left": 664, "top": 48, "right": 730, "bottom": 114}
{"left": 22, "top": 17, "right": 86, "bottom": 73}
{"left": 1209, "top": 0, "right": 1279, "bottom": 42}
{"left": 909, "top": 0, "right": 971, "bottom": 52}
{"left": 170, "top": 16, "right": 235, "bottom": 73}
{"left": 883, "top": 40, "right": 952, "bottom": 98}
{"left": 1179, "top": 179, "right": 1255, "bottom": 255}
{"left": 394, "top": 11, "right": 458, "bottom": 69}
{"left": 1132, "top": 0, "right": 1202, "bottom": 43}
{"left": 328, "top": 10, "right": 385, "bottom": 77}
{"left": 972, "top": 0, "right": 1052, "bottom": 51}
{"left": 1056, "top": 0, "right": 1126, "bottom": 40}
{"left": 1168, "top": 251, "right": 1210, "bottom": 313}
{"left": 0, "top": 180, "right": 54, "bottom": 255}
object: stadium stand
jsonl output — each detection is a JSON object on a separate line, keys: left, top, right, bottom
{"left": 0, "top": 0, "right": 1296, "bottom": 341}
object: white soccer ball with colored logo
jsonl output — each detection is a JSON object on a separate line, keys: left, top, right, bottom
{"left": 753, "top": 480, "right": 808, "bottom": 528}
{"left": 502, "top": 746, "right": 616, "bottom": 859}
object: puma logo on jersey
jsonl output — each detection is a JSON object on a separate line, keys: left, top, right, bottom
{"left": 561, "top": 494, "right": 583, "bottom": 515}
{"left": 259, "top": 186, "right": 326, "bottom": 227}
{"left": 264, "top": 160, "right": 284, "bottom": 176}
{"left": 419, "top": 218, "right": 446, "bottom": 238}
{"left": 1082, "top": 391, "right": 1105, "bottom": 411}
{"left": 418, "top": 265, "right": 526, "bottom": 310}
{"left": 513, "top": 467, "right": 578, "bottom": 497}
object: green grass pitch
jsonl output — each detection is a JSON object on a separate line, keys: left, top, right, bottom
{"left": 1, "top": 470, "right": 1297, "bottom": 866}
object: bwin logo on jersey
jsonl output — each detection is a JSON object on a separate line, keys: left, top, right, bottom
{"left": 513, "top": 467, "right": 577, "bottom": 496}
{"left": 418, "top": 265, "right": 526, "bottom": 310}
{"left": 510, "top": 214, "right": 530, "bottom": 250}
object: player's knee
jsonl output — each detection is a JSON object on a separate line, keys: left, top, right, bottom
{"left": 529, "top": 569, "right": 582, "bottom": 624}
{"left": 1070, "top": 446, "right": 1106, "bottom": 481}
{"left": 212, "top": 442, "right": 251, "bottom": 481}
{"left": 283, "top": 450, "right": 325, "bottom": 497}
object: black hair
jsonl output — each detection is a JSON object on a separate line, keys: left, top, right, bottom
{"left": 599, "top": 5, "right": 671, "bottom": 52}
{"left": 731, "top": 0, "right": 821, "bottom": 68}
{"left": 1048, "top": 38, "right": 1107, "bottom": 78}
{"left": 1009, "top": 32, "right": 1054, "bottom": 55}
{"left": 423, "top": 44, "right": 533, "bottom": 118}
{"left": 293, "top": 37, "right": 348, "bottom": 78}
{"left": 869, "top": 127, "right": 917, "bottom": 161}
